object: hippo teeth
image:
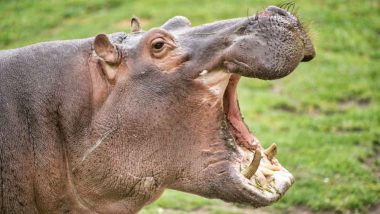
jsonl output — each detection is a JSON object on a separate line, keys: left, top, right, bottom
{"left": 264, "top": 143, "right": 277, "bottom": 161}
{"left": 242, "top": 148, "right": 261, "bottom": 179}
{"left": 239, "top": 143, "right": 285, "bottom": 192}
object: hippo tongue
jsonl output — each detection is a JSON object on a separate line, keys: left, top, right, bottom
{"left": 223, "top": 74, "right": 258, "bottom": 151}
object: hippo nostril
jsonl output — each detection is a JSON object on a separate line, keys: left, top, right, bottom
{"left": 266, "top": 6, "right": 290, "bottom": 17}
{"left": 302, "top": 49, "right": 316, "bottom": 62}
{"left": 302, "top": 54, "right": 315, "bottom": 62}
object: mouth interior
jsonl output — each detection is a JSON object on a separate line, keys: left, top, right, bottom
{"left": 197, "top": 69, "right": 294, "bottom": 197}
{"left": 221, "top": 74, "right": 287, "bottom": 189}
{"left": 223, "top": 74, "right": 257, "bottom": 151}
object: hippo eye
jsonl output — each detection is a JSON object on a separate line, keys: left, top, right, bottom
{"left": 150, "top": 37, "right": 176, "bottom": 58}
{"left": 151, "top": 38, "right": 166, "bottom": 52}
{"left": 153, "top": 41, "right": 164, "bottom": 50}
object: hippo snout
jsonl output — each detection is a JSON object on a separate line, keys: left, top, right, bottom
{"left": 266, "top": 6, "right": 316, "bottom": 62}
{"left": 220, "top": 5, "right": 315, "bottom": 80}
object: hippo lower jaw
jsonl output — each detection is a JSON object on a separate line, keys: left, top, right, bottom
{"left": 198, "top": 70, "right": 294, "bottom": 206}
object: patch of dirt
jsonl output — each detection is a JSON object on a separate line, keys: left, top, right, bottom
{"left": 272, "top": 84, "right": 282, "bottom": 94}
{"left": 157, "top": 204, "right": 380, "bottom": 214}
{"left": 158, "top": 204, "right": 273, "bottom": 214}
{"left": 273, "top": 103, "right": 298, "bottom": 113}
{"left": 307, "top": 106, "right": 321, "bottom": 117}
{"left": 305, "top": 96, "right": 372, "bottom": 118}
{"left": 366, "top": 139, "right": 380, "bottom": 181}
{"left": 334, "top": 125, "right": 364, "bottom": 133}
{"left": 337, "top": 97, "right": 371, "bottom": 110}
{"left": 282, "top": 206, "right": 334, "bottom": 214}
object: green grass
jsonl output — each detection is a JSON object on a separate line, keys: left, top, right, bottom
{"left": 1, "top": 0, "right": 379, "bottom": 213}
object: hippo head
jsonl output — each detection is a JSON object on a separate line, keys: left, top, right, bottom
{"left": 81, "top": 5, "right": 315, "bottom": 212}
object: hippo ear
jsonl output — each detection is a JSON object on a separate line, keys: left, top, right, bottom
{"left": 94, "top": 34, "right": 120, "bottom": 64}
{"left": 131, "top": 16, "right": 141, "bottom": 32}
{"left": 162, "top": 16, "right": 192, "bottom": 30}
{"left": 94, "top": 34, "right": 121, "bottom": 81}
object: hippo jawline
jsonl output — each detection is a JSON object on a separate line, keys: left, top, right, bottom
{"left": 198, "top": 70, "right": 295, "bottom": 205}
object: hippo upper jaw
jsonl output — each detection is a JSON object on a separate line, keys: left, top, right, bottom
{"left": 221, "top": 6, "right": 315, "bottom": 80}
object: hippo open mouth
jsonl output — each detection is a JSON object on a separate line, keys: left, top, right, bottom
{"left": 224, "top": 74, "right": 294, "bottom": 198}
{"left": 190, "top": 5, "right": 314, "bottom": 206}
{"left": 196, "top": 69, "right": 295, "bottom": 206}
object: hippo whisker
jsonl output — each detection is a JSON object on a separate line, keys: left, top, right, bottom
{"left": 246, "top": 8, "right": 251, "bottom": 22}
{"left": 289, "top": 3, "right": 296, "bottom": 13}
{"left": 277, "top": 2, "right": 287, "bottom": 9}
{"left": 278, "top": 2, "right": 295, "bottom": 12}
{"left": 254, "top": 13, "right": 259, "bottom": 21}
{"left": 246, "top": 9, "right": 257, "bottom": 25}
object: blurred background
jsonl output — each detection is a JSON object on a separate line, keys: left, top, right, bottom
{"left": 1, "top": 0, "right": 379, "bottom": 213}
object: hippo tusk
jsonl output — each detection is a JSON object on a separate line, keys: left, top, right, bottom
{"left": 260, "top": 167, "right": 275, "bottom": 177}
{"left": 262, "top": 163, "right": 281, "bottom": 171}
{"left": 242, "top": 148, "right": 261, "bottom": 179}
{"left": 264, "top": 143, "right": 277, "bottom": 160}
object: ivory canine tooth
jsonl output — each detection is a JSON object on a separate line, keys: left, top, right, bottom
{"left": 199, "top": 70, "right": 208, "bottom": 76}
{"left": 242, "top": 148, "right": 261, "bottom": 179}
{"left": 264, "top": 143, "right": 277, "bottom": 160}
{"left": 263, "top": 163, "right": 281, "bottom": 171}
{"left": 286, "top": 178, "right": 292, "bottom": 186}
{"left": 256, "top": 170, "right": 267, "bottom": 187}
{"left": 261, "top": 167, "right": 274, "bottom": 177}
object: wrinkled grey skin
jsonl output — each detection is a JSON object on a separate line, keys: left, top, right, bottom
{"left": 0, "top": 6, "right": 314, "bottom": 213}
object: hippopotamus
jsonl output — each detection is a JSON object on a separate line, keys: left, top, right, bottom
{"left": 0, "top": 5, "right": 315, "bottom": 213}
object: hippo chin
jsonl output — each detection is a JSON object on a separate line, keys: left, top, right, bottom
{"left": 0, "top": 5, "right": 315, "bottom": 213}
